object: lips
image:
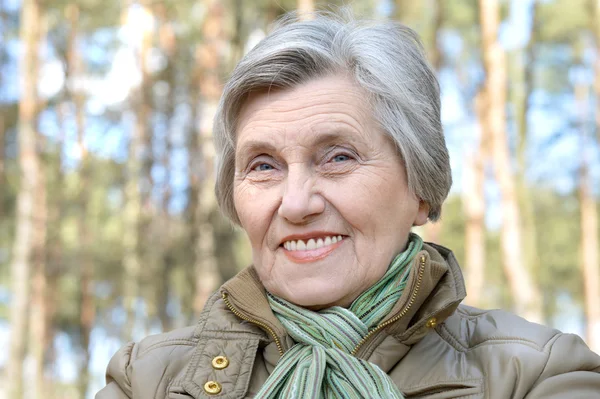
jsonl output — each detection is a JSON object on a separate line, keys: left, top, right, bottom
{"left": 283, "top": 235, "right": 343, "bottom": 251}
{"left": 279, "top": 233, "right": 345, "bottom": 263}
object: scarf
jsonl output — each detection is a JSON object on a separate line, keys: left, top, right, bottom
{"left": 256, "top": 233, "right": 423, "bottom": 399}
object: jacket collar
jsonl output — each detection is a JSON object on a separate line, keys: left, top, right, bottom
{"left": 220, "top": 242, "right": 466, "bottom": 356}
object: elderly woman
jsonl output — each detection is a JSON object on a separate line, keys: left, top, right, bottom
{"left": 97, "top": 12, "right": 600, "bottom": 399}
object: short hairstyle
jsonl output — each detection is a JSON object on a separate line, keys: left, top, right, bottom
{"left": 213, "top": 11, "right": 451, "bottom": 224}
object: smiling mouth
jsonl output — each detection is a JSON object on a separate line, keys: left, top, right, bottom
{"left": 282, "top": 235, "right": 344, "bottom": 251}
{"left": 280, "top": 235, "right": 345, "bottom": 263}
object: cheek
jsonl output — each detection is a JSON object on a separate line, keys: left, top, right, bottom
{"left": 328, "top": 173, "right": 401, "bottom": 231}
{"left": 234, "top": 186, "right": 261, "bottom": 240}
{"left": 234, "top": 184, "right": 277, "bottom": 248}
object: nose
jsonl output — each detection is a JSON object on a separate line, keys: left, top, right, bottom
{"left": 278, "top": 165, "right": 325, "bottom": 223}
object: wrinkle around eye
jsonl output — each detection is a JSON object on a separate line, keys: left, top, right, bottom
{"left": 245, "top": 168, "right": 283, "bottom": 184}
{"left": 319, "top": 158, "right": 360, "bottom": 176}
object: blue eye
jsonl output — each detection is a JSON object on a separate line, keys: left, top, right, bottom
{"left": 254, "top": 163, "right": 274, "bottom": 171}
{"left": 332, "top": 154, "right": 350, "bottom": 162}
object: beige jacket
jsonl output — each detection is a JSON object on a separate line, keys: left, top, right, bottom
{"left": 96, "top": 243, "right": 600, "bottom": 398}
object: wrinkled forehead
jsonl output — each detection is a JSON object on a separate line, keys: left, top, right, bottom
{"left": 234, "top": 75, "right": 376, "bottom": 143}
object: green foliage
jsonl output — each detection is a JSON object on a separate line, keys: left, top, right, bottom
{"left": 537, "top": 0, "right": 591, "bottom": 45}
{"left": 437, "top": 196, "right": 467, "bottom": 263}
{"left": 436, "top": 196, "right": 508, "bottom": 310}
{"left": 444, "top": 0, "right": 479, "bottom": 31}
{"left": 534, "top": 189, "right": 583, "bottom": 310}
{"left": 436, "top": 188, "right": 591, "bottom": 320}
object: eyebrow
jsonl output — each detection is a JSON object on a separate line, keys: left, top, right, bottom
{"left": 309, "top": 130, "right": 358, "bottom": 147}
{"left": 236, "top": 130, "right": 360, "bottom": 156}
{"left": 234, "top": 141, "right": 277, "bottom": 166}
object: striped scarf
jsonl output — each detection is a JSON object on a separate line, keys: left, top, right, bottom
{"left": 257, "top": 233, "right": 423, "bottom": 399}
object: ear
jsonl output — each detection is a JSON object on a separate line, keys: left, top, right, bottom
{"left": 413, "top": 200, "right": 430, "bottom": 227}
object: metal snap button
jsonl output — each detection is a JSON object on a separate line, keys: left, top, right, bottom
{"left": 426, "top": 317, "right": 437, "bottom": 328}
{"left": 204, "top": 381, "right": 222, "bottom": 395}
{"left": 212, "top": 355, "right": 229, "bottom": 370}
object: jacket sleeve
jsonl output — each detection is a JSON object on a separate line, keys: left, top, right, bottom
{"left": 95, "top": 342, "right": 136, "bottom": 399}
{"left": 525, "top": 333, "right": 600, "bottom": 398}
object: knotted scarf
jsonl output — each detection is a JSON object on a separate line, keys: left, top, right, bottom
{"left": 256, "top": 233, "right": 423, "bottom": 399}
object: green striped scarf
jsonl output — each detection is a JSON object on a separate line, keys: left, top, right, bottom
{"left": 257, "top": 233, "right": 423, "bottom": 399}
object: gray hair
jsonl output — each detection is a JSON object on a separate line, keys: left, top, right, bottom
{"left": 213, "top": 11, "right": 451, "bottom": 224}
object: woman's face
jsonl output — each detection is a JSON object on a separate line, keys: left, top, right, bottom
{"left": 233, "top": 75, "right": 429, "bottom": 309}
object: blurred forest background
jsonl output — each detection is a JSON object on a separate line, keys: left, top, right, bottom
{"left": 0, "top": 0, "right": 599, "bottom": 397}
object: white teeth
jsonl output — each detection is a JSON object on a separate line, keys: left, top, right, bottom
{"left": 283, "top": 235, "right": 343, "bottom": 251}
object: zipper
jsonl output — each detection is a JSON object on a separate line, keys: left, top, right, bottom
{"left": 221, "top": 291, "right": 284, "bottom": 357}
{"left": 351, "top": 254, "right": 427, "bottom": 356}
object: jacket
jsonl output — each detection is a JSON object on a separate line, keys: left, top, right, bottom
{"left": 96, "top": 243, "right": 600, "bottom": 398}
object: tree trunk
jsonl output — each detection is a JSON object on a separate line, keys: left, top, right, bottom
{"left": 512, "top": 0, "right": 541, "bottom": 316}
{"left": 585, "top": 0, "right": 600, "bottom": 353}
{"left": 575, "top": 81, "right": 600, "bottom": 354}
{"left": 184, "top": 72, "right": 201, "bottom": 325}
{"left": 44, "top": 105, "right": 65, "bottom": 398}
{"left": 29, "top": 141, "right": 48, "bottom": 399}
{"left": 0, "top": 0, "right": 5, "bottom": 217}
{"left": 394, "top": 0, "right": 408, "bottom": 20}
{"left": 30, "top": 13, "right": 50, "bottom": 398}
{"left": 76, "top": 119, "right": 93, "bottom": 399}
{"left": 463, "top": 92, "right": 487, "bottom": 307}
{"left": 266, "top": 0, "right": 285, "bottom": 26}
{"left": 8, "top": 0, "right": 42, "bottom": 396}
{"left": 138, "top": 3, "right": 157, "bottom": 334}
{"left": 0, "top": 0, "right": 4, "bottom": 205}
{"left": 595, "top": 0, "right": 600, "bottom": 144}
{"left": 423, "top": 0, "right": 444, "bottom": 243}
{"left": 515, "top": 1, "right": 538, "bottom": 178}
{"left": 123, "top": 3, "right": 153, "bottom": 340}
{"left": 0, "top": 108, "right": 4, "bottom": 220}
{"left": 193, "top": 0, "right": 225, "bottom": 315}
{"left": 393, "top": 0, "right": 417, "bottom": 23}
{"left": 428, "top": 0, "right": 443, "bottom": 71}
{"left": 64, "top": 3, "right": 95, "bottom": 395}
{"left": 156, "top": 7, "right": 177, "bottom": 332}
{"left": 229, "top": 0, "right": 244, "bottom": 71}
{"left": 297, "top": 0, "right": 314, "bottom": 17}
{"left": 479, "top": 0, "right": 543, "bottom": 323}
